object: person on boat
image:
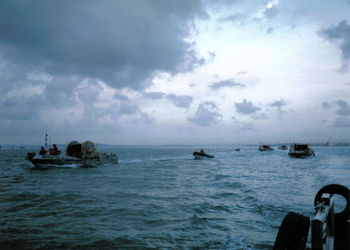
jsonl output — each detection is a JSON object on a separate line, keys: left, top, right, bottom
{"left": 50, "top": 144, "right": 59, "bottom": 155}
{"left": 200, "top": 149, "right": 205, "bottom": 154}
{"left": 39, "top": 146, "right": 47, "bottom": 155}
{"left": 53, "top": 144, "right": 59, "bottom": 155}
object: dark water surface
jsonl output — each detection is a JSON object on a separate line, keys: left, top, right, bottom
{"left": 0, "top": 146, "right": 349, "bottom": 249}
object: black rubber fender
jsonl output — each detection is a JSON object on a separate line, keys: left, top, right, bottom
{"left": 314, "top": 184, "right": 350, "bottom": 221}
{"left": 273, "top": 212, "right": 310, "bottom": 250}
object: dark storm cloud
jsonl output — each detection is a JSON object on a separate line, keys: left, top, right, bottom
{"left": 143, "top": 92, "right": 165, "bottom": 100}
{"left": 209, "top": 79, "right": 246, "bottom": 90}
{"left": 0, "top": 75, "right": 88, "bottom": 122}
{"left": 319, "top": 20, "right": 350, "bottom": 72}
{"left": 166, "top": 94, "right": 193, "bottom": 109}
{"left": 188, "top": 101, "right": 222, "bottom": 126}
{"left": 45, "top": 79, "right": 79, "bottom": 106}
{"left": 235, "top": 99, "right": 261, "bottom": 115}
{"left": 0, "top": 95, "right": 42, "bottom": 121}
{"left": 335, "top": 99, "right": 350, "bottom": 116}
{"left": 0, "top": 56, "right": 31, "bottom": 96}
{"left": 0, "top": 0, "right": 207, "bottom": 90}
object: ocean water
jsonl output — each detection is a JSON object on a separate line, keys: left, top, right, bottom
{"left": 0, "top": 145, "right": 349, "bottom": 249}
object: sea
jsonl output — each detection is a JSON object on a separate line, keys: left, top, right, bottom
{"left": 0, "top": 145, "right": 349, "bottom": 249}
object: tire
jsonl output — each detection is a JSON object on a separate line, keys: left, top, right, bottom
{"left": 273, "top": 212, "right": 310, "bottom": 250}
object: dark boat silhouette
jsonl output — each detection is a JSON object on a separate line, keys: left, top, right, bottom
{"left": 193, "top": 151, "right": 214, "bottom": 159}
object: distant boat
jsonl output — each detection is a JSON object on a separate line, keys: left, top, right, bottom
{"left": 193, "top": 150, "right": 214, "bottom": 159}
{"left": 278, "top": 145, "right": 288, "bottom": 150}
{"left": 288, "top": 144, "right": 315, "bottom": 158}
{"left": 26, "top": 140, "right": 118, "bottom": 167}
{"left": 259, "top": 144, "right": 274, "bottom": 151}
{"left": 235, "top": 148, "right": 240, "bottom": 151}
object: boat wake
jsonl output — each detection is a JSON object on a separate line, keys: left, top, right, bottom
{"left": 30, "top": 163, "right": 82, "bottom": 169}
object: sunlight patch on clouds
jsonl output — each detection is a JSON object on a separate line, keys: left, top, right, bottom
{"left": 252, "top": 0, "right": 279, "bottom": 20}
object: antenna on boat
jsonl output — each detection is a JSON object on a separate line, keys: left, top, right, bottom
{"left": 45, "top": 134, "right": 48, "bottom": 146}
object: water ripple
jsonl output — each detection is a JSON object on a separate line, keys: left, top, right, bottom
{"left": 0, "top": 146, "right": 348, "bottom": 249}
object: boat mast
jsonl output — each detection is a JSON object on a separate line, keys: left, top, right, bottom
{"left": 45, "top": 134, "right": 48, "bottom": 147}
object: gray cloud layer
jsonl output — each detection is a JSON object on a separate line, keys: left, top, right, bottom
{"left": 166, "top": 94, "right": 193, "bottom": 109}
{"left": 143, "top": 92, "right": 166, "bottom": 100}
{"left": 321, "top": 99, "right": 350, "bottom": 127}
{"left": 143, "top": 92, "right": 193, "bottom": 109}
{"left": 270, "top": 98, "right": 288, "bottom": 117}
{"left": 188, "top": 102, "right": 222, "bottom": 126}
{"left": 0, "top": 0, "right": 206, "bottom": 90}
{"left": 209, "top": 79, "right": 246, "bottom": 89}
{"left": 270, "top": 99, "right": 287, "bottom": 108}
{"left": 235, "top": 99, "right": 261, "bottom": 115}
{"left": 319, "top": 20, "right": 350, "bottom": 72}
{"left": 334, "top": 117, "right": 350, "bottom": 127}
{"left": 335, "top": 99, "right": 350, "bottom": 116}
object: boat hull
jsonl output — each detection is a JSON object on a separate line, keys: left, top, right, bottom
{"left": 288, "top": 144, "right": 315, "bottom": 158}
{"left": 258, "top": 145, "right": 274, "bottom": 151}
{"left": 193, "top": 152, "right": 214, "bottom": 159}
{"left": 26, "top": 153, "right": 118, "bottom": 167}
{"left": 288, "top": 151, "right": 314, "bottom": 158}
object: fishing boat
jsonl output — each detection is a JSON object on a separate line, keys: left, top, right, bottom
{"left": 258, "top": 144, "right": 274, "bottom": 151}
{"left": 26, "top": 139, "right": 118, "bottom": 167}
{"left": 193, "top": 150, "right": 214, "bottom": 159}
{"left": 288, "top": 144, "right": 315, "bottom": 158}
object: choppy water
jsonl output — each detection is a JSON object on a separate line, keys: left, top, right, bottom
{"left": 0, "top": 145, "right": 349, "bottom": 249}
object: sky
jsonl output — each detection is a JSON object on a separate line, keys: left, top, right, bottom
{"left": 0, "top": 0, "right": 350, "bottom": 145}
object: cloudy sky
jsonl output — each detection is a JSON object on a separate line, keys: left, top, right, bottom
{"left": 1, "top": 0, "right": 350, "bottom": 145}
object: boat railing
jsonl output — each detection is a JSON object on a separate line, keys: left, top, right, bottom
{"left": 311, "top": 184, "right": 349, "bottom": 250}
{"left": 311, "top": 193, "right": 335, "bottom": 249}
{"left": 273, "top": 184, "right": 349, "bottom": 250}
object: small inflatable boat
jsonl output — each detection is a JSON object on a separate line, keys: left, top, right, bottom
{"left": 193, "top": 151, "right": 214, "bottom": 159}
